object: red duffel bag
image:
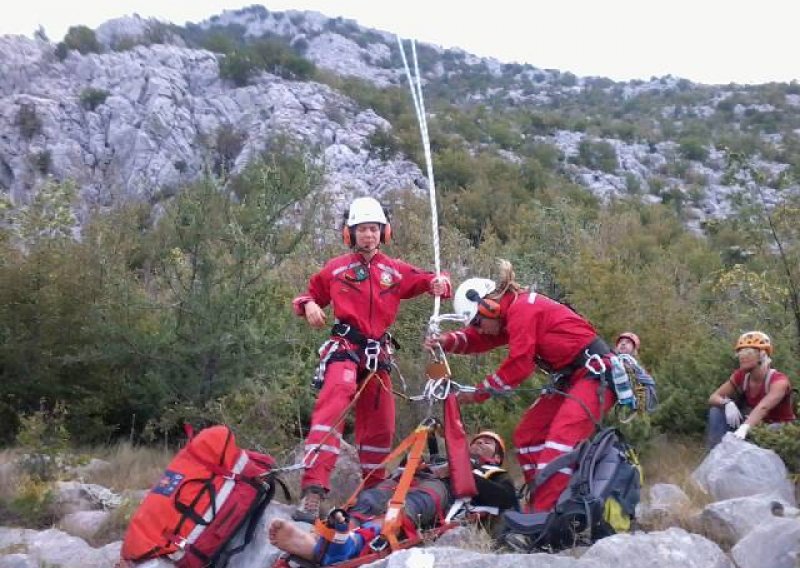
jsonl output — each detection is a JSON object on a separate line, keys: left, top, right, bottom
{"left": 121, "top": 425, "right": 278, "bottom": 567}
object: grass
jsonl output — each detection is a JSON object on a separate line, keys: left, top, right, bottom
{"left": 637, "top": 434, "right": 713, "bottom": 532}
{"left": 80, "top": 442, "right": 171, "bottom": 492}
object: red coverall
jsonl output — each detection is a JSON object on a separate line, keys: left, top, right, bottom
{"left": 293, "top": 251, "right": 449, "bottom": 492}
{"left": 438, "top": 291, "right": 615, "bottom": 512}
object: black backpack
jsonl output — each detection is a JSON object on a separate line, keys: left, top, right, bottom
{"left": 500, "top": 427, "right": 641, "bottom": 552}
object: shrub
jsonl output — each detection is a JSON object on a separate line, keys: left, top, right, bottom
{"left": 15, "top": 104, "right": 42, "bottom": 140}
{"left": 219, "top": 50, "right": 256, "bottom": 86}
{"left": 576, "top": 139, "right": 618, "bottom": 173}
{"left": 16, "top": 401, "right": 71, "bottom": 481}
{"left": 750, "top": 422, "right": 800, "bottom": 474}
{"left": 32, "top": 150, "right": 51, "bottom": 174}
{"left": 79, "top": 87, "right": 109, "bottom": 111}
{"left": 365, "top": 128, "right": 399, "bottom": 161}
{"left": 4, "top": 477, "right": 57, "bottom": 528}
{"left": 678, "top": 137, "right": 709, "bottom": 162}
{"left": 61, "top": 25, "right": 101, "bottom": 55}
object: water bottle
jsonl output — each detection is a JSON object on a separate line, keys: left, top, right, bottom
{"left": 609, "top": 355, "right": 637, "bottom": 409}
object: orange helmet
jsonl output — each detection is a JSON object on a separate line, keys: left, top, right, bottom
{"left": 735, "top": 331, "right": 773, "bottom": 355}
{"left": 616, "top": 332, "right": 641, "bottom": 351}
{"left": 470, "top": 431, "right": 506, "bottom": 464}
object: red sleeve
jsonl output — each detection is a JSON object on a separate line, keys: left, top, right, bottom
{"left": 395, "top": 260, "right": 452, "bottom": 300}
{"left": 440, "top": 326, "right": 508, "bottom": 354}
{"left": 476, "top": 308, "right": 537, "bottom": 396}
{"left": 291, "top": 264, "right": 332, "bottom": 316}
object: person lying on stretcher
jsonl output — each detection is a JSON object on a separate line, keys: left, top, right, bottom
{"left": 269, "top": 432, "right": 517, "bottom": 565}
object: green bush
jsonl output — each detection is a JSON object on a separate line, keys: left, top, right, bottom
{"left": 365, "top": 128, "right": 399, "bottom": 161}
{"left": 678, "top": 137, "right": 709, "bottom": 162}
{"left": 219, "top": 50, "right": 256, "bottom": 86}
{"left": 15, "top": 104, "right": 42, "bottom": 140}
{"left": 32, "top": 150, "right": 51, "bottom": 174}
{"left": 575, "top": 139, "right": 618, "bottom": 173}
{"left": 61, "top": 25, "right": 101, "bottom": 55}
{"left": 750, "top": 422, "right": 800, "bottom": 473}
{"left": 79, "top": 87, "right": 109, "bottom": 111}
{"left": 4, "top": 477, "right": 57, "bottom": 528}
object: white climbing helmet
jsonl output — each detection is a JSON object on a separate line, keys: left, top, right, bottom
{"left": 453, "top": 278, "right": 497, "bottom": 324}
{"left": 346, "top": 197, "right": 388, "bottom": 227}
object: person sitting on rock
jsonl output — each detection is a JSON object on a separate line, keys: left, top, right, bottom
{"left": 268, "top": 431, "right": 516, "bottom": 566}
{"left": 707, "top": 331, "right": 796, "bottom": 448}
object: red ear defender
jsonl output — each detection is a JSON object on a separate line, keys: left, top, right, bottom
{"left": 381, "top": 223, "right": 392, "bottom": 244}
{"left": 477, "top": 297, "right": 502, "bottom": 319}
{"left": 466, "top": 289, "right": 502, "bottom": 319}
{"left": 342, "top": 225, "right": 353, "bottom": 247}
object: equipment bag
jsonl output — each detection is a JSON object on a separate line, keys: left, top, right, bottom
{"left": 501, "top": 427, "right": 641, "bottom": 552}
{"left": 121, "top": 425, "right": 278, "bottom": 567}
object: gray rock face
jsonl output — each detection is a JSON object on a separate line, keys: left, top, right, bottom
{"left": 0, "top": 35, "right": 423, "bottom": 217}
{"left": 692, "top": 434, "right": 796, "bottom": 505}
{"left": 730, "top": 517, "right": 800, "bottom": 568}
{"left": 577, "top": 527, "right": 733, "bottom": 568}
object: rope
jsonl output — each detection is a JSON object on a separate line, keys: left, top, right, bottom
{"left": 397, "top": 36, "right": 442, "bottom": 320}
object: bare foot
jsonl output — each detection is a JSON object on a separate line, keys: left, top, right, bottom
{"left": 268, "top": 519, "right": 318, "bottom": 560}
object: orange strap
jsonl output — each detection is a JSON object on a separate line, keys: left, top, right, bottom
{"left": 378, "top": 427, "right": 429, "bottom": 549}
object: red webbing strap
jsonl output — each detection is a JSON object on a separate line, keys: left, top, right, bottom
{"left": 443, "top": 394, "right": 478, "bottom": 499}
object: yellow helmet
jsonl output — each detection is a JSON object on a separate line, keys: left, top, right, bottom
{"left": 735, "top": 331, "right": 773, "bottom": 356}
{"left": 470, "top": 431, "right": 506, "bottom": 464}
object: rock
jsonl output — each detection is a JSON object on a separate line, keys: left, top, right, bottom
{"left": 0, "top": 528, "right": 120, "bottom": 568}
{"left": 59, "top": 510, "right": 111, "bottom": 540}
{"left": 648, "top": 483, "right": 690, "bottom": 511}
{"left": 730, "top": 516, "right": 800, "bottom": 568}
{"left": 380, "top": 547, "right": 580, "bottom": 567}
{"left": 54, "top": 481, "right": 96, "bottom": 514}
{"left": 0, "top": 555, "right": 37, "bottom": 568}
{"left": 576, "top": 527, "right": 733, "bottom": 567}
{"left": 697, "top": 493, "right": 794, "bottom": 545}
{"left": 691, "top": 434, "right": 796, "bottom": 504}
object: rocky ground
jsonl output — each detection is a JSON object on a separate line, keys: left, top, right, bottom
{"left": 0, "top": 435, "right": 797, "bottom": 568}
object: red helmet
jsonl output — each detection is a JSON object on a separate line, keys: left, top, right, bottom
{"left": 616, "top": 332, "right": 641, "bottom": 351}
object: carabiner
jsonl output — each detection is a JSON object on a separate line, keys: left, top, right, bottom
{"left": 584, "top": 351, "right": 607, "bottom": 376}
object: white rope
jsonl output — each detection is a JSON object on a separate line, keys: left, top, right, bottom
{"left": 397, "top": 36, "right": 442, "bottom": 320}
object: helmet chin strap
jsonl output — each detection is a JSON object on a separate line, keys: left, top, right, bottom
{"left": 356, "top": 244, "right": 379, "bottom": 254}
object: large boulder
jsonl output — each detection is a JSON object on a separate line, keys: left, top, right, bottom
{"left": 730, "top": 516, "right": 800, "bottom": 568}
{"left": 0, "top": 527, "right": 120, "bottom": 568}
{"left": 59, "top": 510, "right": 111, "bottom": 541}
{"left": 697, "top": 493, "right": 794, "bottom": 545}
{"left": 377, "top": 547, "right": 580, "bottom": 568}
{"left": 691, "top": 434, "right": 796, "bottom": 504}
{"left": 576, "top": 527, "right": 733, "bottom": 568}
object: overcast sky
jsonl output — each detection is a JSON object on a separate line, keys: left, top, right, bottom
{"left": 2, "top": 0, "right": 798, "bottom": 85}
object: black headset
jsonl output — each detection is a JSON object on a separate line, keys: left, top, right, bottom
{"left": 466, "top": 289, "right": 502, "bottom": 319}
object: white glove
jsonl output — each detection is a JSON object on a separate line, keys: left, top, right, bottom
{"left": 723, "top": 400, "right": 743, "bottom": 428}
{"left": 733, "top": 424, "right": 750, "bottom": 440}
